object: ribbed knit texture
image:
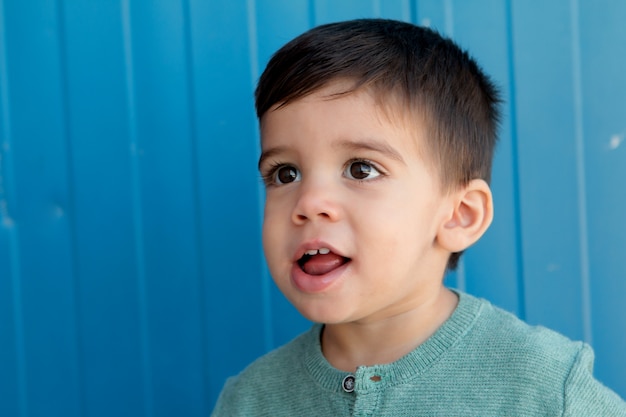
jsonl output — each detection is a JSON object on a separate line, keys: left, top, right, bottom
{"left": 212, "top": 292, "right": 626, "bottom": 416}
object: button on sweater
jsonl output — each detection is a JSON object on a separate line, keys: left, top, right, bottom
{"left": 212, "top": 292, "right": 626, "bottom": 416}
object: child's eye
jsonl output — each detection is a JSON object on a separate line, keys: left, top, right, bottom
{"left": 344, "top": 160, "right": 381, "bottom": 180}
{"left": 270, "top": 165, "right": 301, "bottom": 185}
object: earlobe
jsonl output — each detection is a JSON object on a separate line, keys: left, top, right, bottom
{"left": 437, "top": 179, "right": 494, "bottom": 252}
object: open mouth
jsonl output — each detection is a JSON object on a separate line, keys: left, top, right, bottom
{"left": 297, "top": 248, "right": 351, "bottom": 276}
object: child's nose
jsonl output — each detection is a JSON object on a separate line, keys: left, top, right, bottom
{"left": 291, "top": 179, "right": 341, "bottom": 225}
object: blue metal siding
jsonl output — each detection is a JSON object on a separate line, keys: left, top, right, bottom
{"left": 578, "top": 0, "right": 626, "bottom": 391}
{"left": 1, "top": 1, "right": 81, "bottom": 416}
{"left": 0, "top": 1, "right": 624, "bottom": 415}
{"left": 67, "top": 2, "right": 145, "bottom": 416}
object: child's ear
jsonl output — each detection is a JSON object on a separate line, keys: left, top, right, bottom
{"left": 437, "top": 179, "right": 494, "bottom": 253}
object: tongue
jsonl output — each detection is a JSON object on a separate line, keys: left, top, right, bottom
{"left": 302, "top": 253, "right": 346, "bottom": 276}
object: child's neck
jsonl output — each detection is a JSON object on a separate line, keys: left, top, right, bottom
{"left": 320, "top": 287, "right": 458, "bottom": 373}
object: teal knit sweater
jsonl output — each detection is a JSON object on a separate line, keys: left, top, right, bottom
{"left": 212, "top": 292, "right": 626, "bottom": 416}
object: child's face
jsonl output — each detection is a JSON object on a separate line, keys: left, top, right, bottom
{"left": 259, "top": 82, "right": 456, "bottom": 325}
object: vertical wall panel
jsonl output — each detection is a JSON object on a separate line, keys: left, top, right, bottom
{"left": 0, "top": 240, "right": 19, "bottom": 417}
{"left": 0, "top": 213, "right": 19, "bottom": 417}
{"left": 1, "top": 1, "right": 81, "bottom": 416}
{"left": 414, "top": 0, "right": 452, "bottom": 33}
{"left": 63, "top": 1, "right": 144, "bottom": 415}
{"left": 314, "top": 0, "right": 380, "bottom": 22}
{"left": 511, "top": 1, "right": 587, "bottom": 341}
{"left": 380, "top": 0, "right": 413, "bottom": 21}
{"left": 256, "top": 0, "right": 312, "bottom": 65}
{"left": 125, "top": 1, "right": 207, "bottom": 416}
{"left": 314, "top": 0, "right": 410, "bottom": 24}
{"left": 578, "top": 0, "right": 626, "bottom": 395}
{"left": 0, "top": 1, "right": 21, "bottom": 416}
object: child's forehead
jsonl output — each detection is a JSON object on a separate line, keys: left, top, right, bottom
{"left": 265, "top": 79, "right": 424, "bottom": 130}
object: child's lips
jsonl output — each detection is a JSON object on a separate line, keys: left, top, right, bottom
{"left": 298, "top": 251, "right": 349, "bottom": 275}
{"left": 290, "top": 258, "right": 351, "bottom": 293}
{"left": 292, "top": 241, "right": 347, "bottom": 263}
{"left": 291, "top": 242, "right": 351, "bottom": 293}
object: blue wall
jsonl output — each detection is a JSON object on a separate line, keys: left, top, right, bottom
{"left": 0, "top": 1, "right": 624, "bottom": 415}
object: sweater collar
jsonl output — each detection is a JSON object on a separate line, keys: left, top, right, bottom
{"left": 303, "top": 291, "right": 484, "bottom": 393}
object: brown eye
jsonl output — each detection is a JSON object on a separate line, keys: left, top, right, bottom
{"left": 275, "top": 166, "right": 301, "bottom": 184}
{"left": 346, "top": 161, "right": 380, "bottom": 180}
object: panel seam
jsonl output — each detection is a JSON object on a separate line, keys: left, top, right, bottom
{"left": 55, "top": 0, "right": 85, "bottom": 415}
{"left": 505, "top": 0, "right": 527, "bottom": 320}
{"left": 121, "top": 1, "right": 152, "bottom": 416}
{"left": 569, "top": 0, "right": 592, "bottom": 344}
{"left": 0, "top": 0, "right": 27, "bottom": 415}
{"left": 182, "top": 0, "right": 210, "bottom": 414}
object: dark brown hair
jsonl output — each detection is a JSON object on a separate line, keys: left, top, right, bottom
{"left": 255, "top": 19, "right": 501, "bottom": 270}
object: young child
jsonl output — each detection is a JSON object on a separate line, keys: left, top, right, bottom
{"left": 212, "top": 19, "right": 626, "bottom": 416}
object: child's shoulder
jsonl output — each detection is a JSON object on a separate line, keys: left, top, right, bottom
{"left": 454, "top": 293, "right": 626, "bottom": 415}
{"left": 232, "top": 324, "right": 316, "bottom": 382}
{"left": 468, "top": 292, "right": 583, "bottom": 357}
{"left": 456, "top": 295, "right": 593, "bottom": 386}
{"left": 212, "top": 324, "right": 323, "bottom": 414}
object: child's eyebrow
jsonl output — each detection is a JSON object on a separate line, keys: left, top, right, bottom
{"left": 258, "top": 139, "right": 406, "bottom": 170}
{"left": 334, "top": 138, "right": 405, "bottom": 164}
{"left": 258, "top": 146, "right": 288, "bottom": 170}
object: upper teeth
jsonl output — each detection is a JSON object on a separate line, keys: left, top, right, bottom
{"left": 305, "top": 248, "right": 330, "bottom": 256}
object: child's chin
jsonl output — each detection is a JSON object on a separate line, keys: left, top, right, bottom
{"left": 294, "top": 303, "right": 354, "bottom": 325}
